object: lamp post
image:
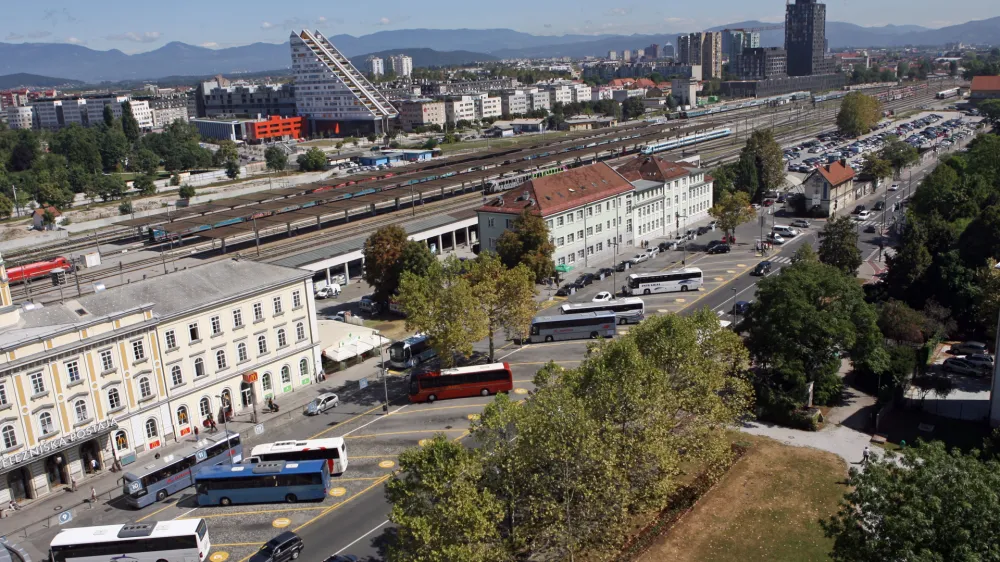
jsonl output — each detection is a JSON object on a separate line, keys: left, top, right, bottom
{"left": 214, "top": 394, "right": 233, "bottom": 464}
{"left": 378, "top": 337, "right": 389, "bottom": 415}
{"left": 730, "top": 286, "right": 738, "bottom": 328}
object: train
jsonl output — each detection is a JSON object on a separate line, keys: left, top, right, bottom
{"left": 485, "top": 165, "right": 569, "bottom": 193}
{"left": 936, "top": 87, "right": 961, "bottom": 99}
{"left": 680, "top": 92, "right": 810, "bottom": 119}
{"left": 6, "top": 256, "right": 75, "bottom": 284}
{"left": 641, "top": 127, "right": 732, "bottom": 155}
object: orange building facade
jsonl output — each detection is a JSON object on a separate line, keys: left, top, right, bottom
{"left": 246, "top": 115, "right": 305, "bottom": 142}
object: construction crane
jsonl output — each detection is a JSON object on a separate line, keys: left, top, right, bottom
{"left": 719, "top": 24, "right": 785, "bottom": 33}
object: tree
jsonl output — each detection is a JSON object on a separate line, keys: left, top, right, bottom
{"left": 979, "top": 99, "right": 1000, "bottom": 127}
{"left": 133, "top": 174, "right": 157, "bottom": 196}
{"left": 877, "top": 299, "right": 926, "bottom": 345}
{"left": 818, "top": 215, "right": 863, "bottom": 276}
{"left": 96, "top": 174, "right": 127, "bottom": 201}
{"left": 366, "top": 134, "right": 378, "bottom": 144}
{"left": 224, "top": 160, "right": 240, "bottom": 180}
{"left": 421, "top": 138, "right": 439, "bottom": 151}
{"left": 133, "top": 148, "right": 160, "bottom": 177}
{"left": 396, "top": 256, "right": 488, "bottom": 367}
{"left": 362, "top": 225, "right": 409, "bottom": 303}
{"left": 121, "top": 101, "right": 141, "bottom": 145}
{"left": 879, "top": 135, "right": 919, "bottom": 179}
{"left": 622, "top": 96, "right": 645, "bottom": 120}
{"left": 949, "top": 60, "right": 959, "bottom": 76}
{"left": 791, "top": 242, "right": 818, "bottom": 264}
{"left": 296, "top": 147, "right": 327, "bottom": 172}
{"left": 860, "top": 153, "right": 892, "bottom": 189}
{"left": 466, "top": 252, "right": 538, "bottom": 361}
{"left": 836, "top": 92, "right": 883, "bottom": 137}
{"left": 264, "top": 146, "right": 288, "bottom": 172}
{"left": 734, "top": 151, "right": 760, "bottom": 200}
{"left": 8, "top": 129, "right": 40, "bottom": 172}
{"left": 102, "top": 104, "right": 114, "bottom": 128}
{"left": 708, "top": 190, "right": 755, "bottom": 241}
{"left": 398, "top": 239, "right": 436, "bottom": 280}
{"left": 823, "top": 441, "right": 1000, "bottom": 562}
{"left": 98, "top": 127, "right": 129, "bottom": 172}
{"left": 495, "top": 210, "right": 556, "bottom": 283}
{"left": 709, "top": 162, "right": 737, "bottom": 200}
{"left": 896, "top": 60, "right": 910, "bottom": 79}
{"left": 178, "top": 184, "right": 196, "bottom": 199}
{"left": 41, "top": 209, "right": 56, "bottom": 228}
{"left": 213, "top": 140, "right": 239, "bottom": 167}
{"left": 738, "top": 129, "right": 783, "bottom": 199}
{"left": 0, "top": 194, "right": 12, "bottom": 218}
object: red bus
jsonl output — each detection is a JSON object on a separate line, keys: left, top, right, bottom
{"left": 6, "top": 257, "right": 74, "bottom": 284}
{"left": 408, "top": 362, "right": 514, "bottom": 403}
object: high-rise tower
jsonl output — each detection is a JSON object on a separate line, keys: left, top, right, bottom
{"left": 785, "top": 0, "right": 828, "bottom": 76}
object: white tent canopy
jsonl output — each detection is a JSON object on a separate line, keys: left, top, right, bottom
{"left": 318, "top": 320, "right": 390, "bottom": 362}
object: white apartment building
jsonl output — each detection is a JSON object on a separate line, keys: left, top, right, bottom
{"left": 150, "top": 98, "right": 190, "bottom": 129}
{"left": 129, "top": 100, "right": 154, "bottom": 130}
{"left": 444, "top": 96, "right": 476, "bottom": 123}
{"left": 501, "top": 91, "right": 528, "bottom": 116}
{"left": 617, "top": 155, "right": 715, "bottom": 243}
{"left": 368, "top": 56, "right": 385, "bottom": 77}
{"left": 592, "top": 87, "right": 614, "bottom": 101}
{"left": 477, "top": 163, "right": 636, "bottom": 271}
{"left": 545, "top": 85, "right": 573, "bottom": 107}
{"left": 470, "top": 93, "right": 502, "bottom": 120}
{"left": 390, "top": 54, "right": 413, "bottom": 77}
{"left": 608, "top": 51, "right": 618, "bottom": 60}
{"left": 396, "top": 99, "right": 446, "bottom": 131}
{"left": 0, "top": 257, "right": 322, "bottom": 504}
{"left": 5, "top": 106, "right": 33, "bottom": 130}
{"left": 568, "top": 84, "right": 593, "bottom": 103}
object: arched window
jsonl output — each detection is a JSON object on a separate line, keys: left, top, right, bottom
{"left": 1, "top": 425, "right": 16, "bottom": 449}
{"left": 262, "top": 372, "right": 272, "bottom": 391}
{"left": 74, "top": 400, "right": 88, "bottom": 423}
{"left": 216, "top": 350, "right": 228, "bottom": 370}
{"left": 144, "top": 418, "right": 158, "bottom": 439}
{"left": 170, "top": 365, "right": 183, "bottom": 386}
{"left": 296, "top": 322, "right": 306, "bottom": 341}
{"left": 281, "top": 366, "right": 291, "bottom": 384}
{"left": 257, "top": 335, "right": 268, "bottom": 355}
{"left": 138, "top": 377, "right": 152, "bottom": 399}
{"left": 107, "top": 388, "right": 121, "bottom": 410}
{"left": 199, "top": 397, "right": 211, "bottom": 418}
{"left": 237, "top": 342, "right": 248, "bottom": 363}
{"left": 194, "top": 358, "right": 205, "bottom": 378}
{"left": 39, "top": 412, "right": 55, "bottom": 435}
{"left": 299, "top": 358, "right": 309, "bottom": 379}
{"left": 277, "top": 329, "right": 287, "bottom": 348}
{"left": 176, "top": 406, "right": 189, "bottom": 425}
{"left": 114, "top": 430, "right": 129, "bottom": 452}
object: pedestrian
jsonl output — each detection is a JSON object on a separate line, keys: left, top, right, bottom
{"left": 71, "top": 476, "right": 78, "bottom": 492}
{"left": 193, "top": 426, "right": 200, "bottom": 442}
{"left": 862, "top": 446, "right": 871, "bottom": 465}
{"left": 90, "top": 458, "right": 98, "bottom": 473}
{"left": 90, "top": 487, "right": 97, "bottom": 508}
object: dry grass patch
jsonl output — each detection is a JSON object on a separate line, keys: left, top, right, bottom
{"left": 637, "top": 435, "right": 846, "bottom": 562}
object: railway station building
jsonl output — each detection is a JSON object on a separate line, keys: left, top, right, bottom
{"left": 0, "top": 256, "right": 322, "bottom": 503}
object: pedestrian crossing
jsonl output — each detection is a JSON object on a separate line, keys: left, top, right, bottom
{"left": 768, "top": 256, "right": 792, "bottom": 264}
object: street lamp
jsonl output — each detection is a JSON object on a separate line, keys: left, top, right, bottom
{"left": 214, "top": 394, "right": 233, "bottom": 464}
{"left": 730, "top": 286, "right": 739, "bottom": 328}
{"left": 378, "top": 337, "right": 389, "bottom": 415}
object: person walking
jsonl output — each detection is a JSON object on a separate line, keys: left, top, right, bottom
{"left": 90, "top": 487, "right": 98, "bottom": 508}
{"left": 862, "top": 446, "right": 871, "bottom": 465}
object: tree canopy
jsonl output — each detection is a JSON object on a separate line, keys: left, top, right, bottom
{"left": 465, "top": 252, "right": 537, "bottom": 361}
{"left": 836, "top": 92, "right": 883, "bottom": 137}
{"left": 708, "top": 190, "right": 755, "bottom": 239}
{"left": 362, "top": 225, "right": 410, "bottom": 303}
{"left": 735, "top": 129, "right": 783, "bottom": 201}
{"left": 818, "top": 215, "right": 863, "bottom": 276}
{"left": 264, "top": 146, "right": 288, "bottom": 172}
{"left": 296, "top": 147, "right": 327, "bottom": 171}
{"left": 496, "top": 210, "right": 555, "bottom": 282}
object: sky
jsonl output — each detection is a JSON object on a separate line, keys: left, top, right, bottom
{"left": 1, "top": 0, "right": 996, "bottom": 53}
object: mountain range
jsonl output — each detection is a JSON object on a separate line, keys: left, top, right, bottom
{"left": 0, "top": 16, "right": 996, "bottom": 83}
{"left": 0, "top": 73, "right": 84, "bottom": 89}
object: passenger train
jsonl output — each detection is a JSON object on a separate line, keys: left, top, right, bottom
{"left": 640, "top": 128, "right": 732, "bottom": 155}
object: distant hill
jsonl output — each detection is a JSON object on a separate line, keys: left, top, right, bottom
{"left": 0, "top": 73, "right": 84, "bottom": 89}
{"left": 349, "top": 48, "right": 497, "bottom": 70}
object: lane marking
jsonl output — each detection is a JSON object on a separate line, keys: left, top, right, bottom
{"left": 379, "top": 460, "right": 396, "bottom": 468}
{"left": 272, "top": 518, "right": 291, "bottom": 528}
{"left": 333, "top": 520, "right": 390, "bottom": 555}
{"left": 183, "top": 505, "right": 327, "bottom": 519}
{"left": 173, "top": 507, "right": 199, "bottom": 521}
{"left": 467, "top": 414, "right": 480, "bottom": 421}
{"left": 136, "top": 502, "right": 175, "bottom": 523}
{"left": 309, "top": 403, "right": 389, "bottom": 439}
{"left": 513, "top": 388, "right": 528, "bottom": 395}
{"left": 329, "top": 487, "right": 347, "bottom": 497}
{"left": 332, "top": 477, "right": 384, "bottom": 482}
{"left": 390, "top": 403, "right": 485, "bottom": 415}
{"left": 508, "top": 361, "right": 581, "bottom": 367}
{"left": 338, "top": 405, "right": 410, "bottom": 438}
{"left": 209, "top": 552, "right": 229, "bottom": 562}
{"left": 213, "top": 543, "right": 264, "bottom": 547}
{"left": 345, "top": 429, "right": 467, "bottom": 439}
{"left": 350, "top": 454, "right": 399, "bottom": 459}
{"left": 292, "top": 473, "right": 393, "bottom": 534}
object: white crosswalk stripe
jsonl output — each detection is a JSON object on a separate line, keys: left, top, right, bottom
{"left": 769, "top": 256, "right": 792, "bottom": 264}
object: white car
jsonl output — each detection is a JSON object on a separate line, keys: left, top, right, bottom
{"left": 888, "top": 183, "right": 900, "bottom": 191}
{"left": 593, "top": 291, "right": 613, "bottom": 303}
{"left": 304, "top": 392, "right": 339, "bottom": 415}
{"left": 856, "top": 210, "right": 873, "bottom": 220}
{"left": 315, "top": 284, "right": 341, "bottom": 299}
{"left": 767, "top": 233, "right": 786, "bottom": 245}
{"left": 631, "top": 253, "right": 649, "bottom": 264}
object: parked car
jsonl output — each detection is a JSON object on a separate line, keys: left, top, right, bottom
{"left": 645, "top": 246, "right": 660, "bottom": 258}
{"left": 790, "top": 219, "right": 811, "bottom": 229}
{"left": 596, "top": 268, "right": 614, "bottom": 280}
{"left": 865, "top": 224, "right": 877, "bottom": 233}
{"left": 964, "top": 354, "right": 995, "bottom": 374}
{"left": 359, "top": 295, "right": 380, "bottom": 313}
{"left": 752, "top": 261, "right": 772, "bottom": 276}
{"left": 767, "top": 232, "right": 786, "bottom": 245}
{"left": 852, "top": 205, "right": 866, "bottom": 214}
{"left": 314, "top": 285, "right": 341, "bottom": 299}
{"left": 707, "top": 243, "right": 731, "bottom": 255}
{"left": 304, "top": 392, "right": 340, "bottom": 415}
{"left": 951, "top": 341, "right": 989, "bottom": 356}
{"left": 575, "top": 273, "right": 596, "bottom": 286}
{"left": 615, "top": 260, "right": 631, "bottom": 272}
{"left": 593, "top": 291, "right": 613, "bottom": 303}
{"left": 556, "top": 283, "right": 582, "bottom": 296}
{"left": 942, "top": 357, "right": 982, "bottom": 377}
{"left": 697, "top": 226, "right": 711, "bottom": 236}
{"left": 873, "top": 201, "right": 885, "bottom": 211}
{"left": 250, "top": 532, "right": 305, "bottom": 562}
{"left": 631, "top": 253, "right": 649, "bottom": 264}
{"left": 733, "top": 301, "right": 751, "bottom": 315}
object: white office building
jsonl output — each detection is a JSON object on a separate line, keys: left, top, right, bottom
{"left": 500, "top": 91, "right": 528, "bottom": 116}
{"left": 470, "top": 93, "right": 502, "bottom": 120}
{"left": 617, "top": 155, "right": 715, "bottom": 244}
{"left": 444, "top": 96, "right": 476, "bottom": 124}
{"left": 367, "top": 56, "right": 385, "bottom": 77}
{"left": 390, "top": 54, "right": 413, "bottom": 77}
{"left": 5, "top": 106, "right": 33, "bottom": 130}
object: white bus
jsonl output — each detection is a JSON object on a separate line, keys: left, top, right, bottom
{"left": 50, "top": 519, "right": 210, "bottom": 562}
{"left": 388, "top": 333, "right": 437, "bottom": 369}
{"left": 529, "top": 311, "right": 617, "bottom": 343}
{"left": 626, "top": 268, "right": 703, "bottom": 295}
{"left": 559, "top": 298, "right": 645, "bottom": 325}
{"left": 248, "top": 438, "right": 348, "bottom": 476}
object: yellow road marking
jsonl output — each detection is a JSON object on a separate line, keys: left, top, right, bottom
{"left": 213, "top": 543, "right": 263, "bottom": 547}
{"left": 272, "top": 518, "right": 291, "bottom": 528}
{"left": 345, "top": 429, "right": 467, "bottom": 439}
{"left": 713, "top": 277, "right": 724, "bottom": 281}
{"left": 390, "top": 404, "right": 484, "bottom": 415}
{"left": 513, "top": 388, "right": 528, "bottom": 395}
{"left": 309, "top": 403, "right": 387, "bottom": 439}
{"left": 508, "top": 361, "right": 581, "bottom": 367}
{"left": 737, "top": 263, "right": 747, "bottom": 267}
{"left": 418, "top": 438, "right": 430, "bottom": 447}
{"left": 333, "top": 477, "right": 384, "bottom": 482}
{"left": 136, "top": 502, "right": 175, "bottom": 523}
{"left": 350, "top": 454, "right": 400, "bottom": 459}
{"left": 292, "top": 474, "right": 393, "bottom": 533}
{"left": 183, "top": 505, "right": 326, "bottom": 519}
{"left": 657, "top": 309, "right": 668, "bottom": 313}
{"left": 467, "top": 414, "right": 480, "bottom": 421}
{"left": 209, "top": 552, "right": 229, "bottom": 562}
{"left": 329, "top": 487, "right": 347, "bottom": 497}
{"left": 675, "top": 298, "right": 686, "bottom": 303}
{"left": 726, "top": 270, "right": 736, "bottom": 274}
{"left": 679, "top": 261, "right": 759, "bottom": 312}
{"left": 379, "top": 460, "right": 396, "bottom": 468}
{"left": 452, "top": 431, "right": 470, "bottom": 442}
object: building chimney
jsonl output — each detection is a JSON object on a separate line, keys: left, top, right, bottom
{"left": 840, "top": 158, "right": 847, "bottom": 168}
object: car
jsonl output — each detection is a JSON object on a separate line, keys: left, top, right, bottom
{"left": 852, "top": 205, "right": 866, "bottom": 214}
{"left": 658, "top": 241, "right": 677, "bottom": 252}
{"left": 322, "top": 556, "right": 359, "bottom": 562}
{"left": 942, "top": 357, "right": 982, "bottom": 377}
{"left": 951, "top": 341, "right": 989, "bottom": 356}
{"left": 615, "top": 260, "right": 631, "bottom": 272}
{"left": 359, "top": 295, "right": 380, "bottom": 313}
{"left": 697, "top": 226, "right": 711, "bottom": 236}
{"left": 964, "top": 354, "right": 994, "bottom": 374}
{"left": 873, "top": 201, "right": 885, "bottom": 211}
{"left": 314, "top": 285, "right": 341, "bottom": 299}
{"left": 645, "top": 246, "right": 659, "bottom": 257}
{"left": 707, "top": 239, "right": 726, "bottom": 249}
{"left": 631, "top": 253, "right": 649, "bottom": 264}
{"left": 767, "top": 233, "right": 786, "bottom": 245}
{"left": 555, "top": 283, "right": 582, "bottom": 296}
{"left": 596, "top": 267, "right": 614, "bottom": 280}
{"left": 708, "top": 243, "right": 731, "bottom": 254}
{"left": 575, "top": 273, "right": 596, "bottom": 286}
{"left": 593, "top": 291, "right": 613, "bottom": 303}
{"left": 324, "top": 311, "right": 349, "bottom": 323}
{"left": 865, "top": 224, "right": 877, "bottom": 233}
{"left": 250, "top": 532, "right": 305, "bottom": 562}
{"left": 856, "top": 210, "right": 872, "bottom": 220}
{"left": 752, "top": 261, "right": 772, "bottom": 276}
{"left": 791, "top": 219, "right": 811, "bottom": 229}
{"left": 304, "top": 392, "right": 340, "bottom": 415}
{"left": 733, "top": 300, "right": 751, "bottom": 315}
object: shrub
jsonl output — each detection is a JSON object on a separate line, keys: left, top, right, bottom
{"left": 178, "top": 185, "right": 196, "bottom": 199}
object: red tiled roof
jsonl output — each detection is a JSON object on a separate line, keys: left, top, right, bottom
{"left": 815, "top": 160, "right": 855, "bottom": 187}
{"left": 971, "top": 76, "right": 1000, "bottom": 93}
{"left": 477, "top": 163, "right": 633, "bottom": 216}
{"left": 615, "top": 155, "right": 695, "bottom": 183}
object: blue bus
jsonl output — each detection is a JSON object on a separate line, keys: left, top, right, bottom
{"left": 194, "top": 460, "right": 330, "bottom": 506}
{"left": 123, "top": 431, "right": 242, "bottom": 508}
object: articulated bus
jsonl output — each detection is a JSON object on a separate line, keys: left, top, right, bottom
{"left": 195, "top": 460, "right": 330, "bottom": 506}
{"left": 50, "top": 519, "right": 210, "bottom": 562}
{"left": 248, "top": 438, "right": 348, "bottom": 476}
{"left": 408, "top": 362, "right": 514, "bottom": 403}
{"left": 388, "top": 333, "right": 437, "bottom": 369}
{"left": 625, "top": 268, "right": 704, "bottom": 296}
{"left": 559, "top": 297, "right": 645, "bottom": 325}
{"left": 529, "top": 311, "right": 617, "bottom": 343}
{"left": 123, "top": 431, "right": 242, "bottom": 508}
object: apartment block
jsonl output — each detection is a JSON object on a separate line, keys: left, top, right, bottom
{"left": 197, "top": 83, "right": 296, "bottom": 119}
{"left": 367, "top": 57, "right": 385, "bottom": 77}
{"left": 445, "top": 96, "right": 476, "bottom": 123}
{"left": 545, "top": 85, "right": 574, "bottom": 107}
{"left": 150, "top": 97, "right": 191, "bottom": 129}
{"left": 470, "top": 93, "right": 502, "bottom": 120}
{"left": 5, "top": 106, "right": 33, "bottom": 130}
{"left": 500, "top": 91, "right": 528, "bottom": 116}
{"left": 397, "top": 99, "right": 446, "bottom": 131}
{"left": 389, "top": 54, "right": 413, "bottom": 77}
{"left": 700, "top": 32, "right": 723, "bottom": 79}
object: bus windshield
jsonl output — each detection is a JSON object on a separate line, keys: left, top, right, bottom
{"left": 388, "top": 342, "right": 409, "bottom": 363}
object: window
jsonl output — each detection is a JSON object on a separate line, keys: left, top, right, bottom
{"left": 237, "top": 342, "right": 248, "bottom": 363}
{"left": 138, "top": 377, "right": 152, "bottom": 399}
{"left": 30, "top": 372, "right": 45, "bottom": 394}
{"left": 74, "top": 400, "right": 88, "bottom": 423}
{"left": 2, "top": 425, "right": 16, "bottom": 449}
{"left": 253, "top": 303, "right": 264, "bottom": 322}
{"left": 107, "top": 388, "right": 121, "bottom": 410}
{"left": 177, "top": 406, "right": 189, "bottom": 426}
{"left": 194, "top": 358, "right": 206, "bottom": 378}
{"left": 39, "top": 412, "right": 55, "bottom": 435}
{"left": 99, "top": 349, "right": 114, "bottom": 371}
{"left": 296, "top": 322, "right": 306, "bottom": 341}
{"left": 578, "top": 229, "right": 584, "bottom": 239}
{"left": 199, "top": 397, "right": 211, "bottom": 418}
{"left": 144, "top": 418, "right": 158, "bottom": 439}
{"left": 281, "top": 366, "right": 291, "bottom": 384}
{"left": 114, "top": 430, "right": 129, "bottom": 452}
{"left": 557, "top": 237, "right": 565, "bottom": 246}
{"left": 567, "top": 233, "right": 574, "bottom": 243}
{"left": 567, "top": 213, "right": 574, "bottom": 223}
{"left": 165, "top": 330, "right": 177, "bottom": 349}
{"left": 232, "top": 308, "right": 244, "bottom": 328}
{"left": 258, "top": 335, "right": 268, "bottom": 355}
{"left": 211, "top": 316, "right": 222, "bottom": 336}
{"left": 0, "top": 384, "right": 6, "bottom": 406}
{"left": 292, "top": 291, "right": 302, "bottom": 309}
{"left": 132, "top": 339, "right": 145, "bottom": 361}
{"left": 557, "top": 216, "right": 564, "bottom": 227}
{"left": 171, "top": 365, "right": 183, "bottom": 386}
{"left": 299, "top": 358, "right": 309, "bottom": 379}
{"left": 576, "top": 210, "right": 583, "bottom": 220}
{"left": 273, "top": 296, "right": 283, "bottom": 315}
{"left": 188, "top": 323, "right": 200, "bottom": 342}
{"left": 587, "top": 227, "right": 593, "bottom": 236}
{"left": 65, "top": 361, "right": 81, "bottom": 383}
{"left": 216, "top": 350, "right": 228, "bottom": 370}
{"left": 277, "top": 329, "right": 287, "bottom": 348}
{"left": 487, "top": 217, "right": 495, "bottom": 228}
{"left": 262, "top": 373, "right": 272, "bottom": 391}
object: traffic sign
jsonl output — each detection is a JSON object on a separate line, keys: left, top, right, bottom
{"left": 254, "top": 424, "right": 265, "bottom": 436}
{"left": 58, "top": 510, "right": 72, "bottom": 525}
{"left": 359, "top": 377, "right": 368, "bottom": 390}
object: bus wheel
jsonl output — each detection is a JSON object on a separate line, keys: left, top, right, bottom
{"left": 220, "top": 497, "right": 232, "bottom": 506}
{"left": 480, "top": 388, "right": 490, "bottom": 396}
{"left": 545, "top": 336, "right": 554, "bottom": 342}
{"left": 285, "top": 494, "right": 297, "bottom": 503}
{"left": 156, "top": 490, "right": 167, "bottom": 502}
{"left": 619, "top": 318, "right": 627, "bottom": 325}
{"left": 680, "top": 286, "right": 689, "bottom": 292}
{"left": 590, "top": 331, "right": 599, "bottom": 339}
{"left": 644, "top": 289, "right": 651, "bottom": 295}
{"left": 428, "top": 394, "right": 437, "bottom": 402}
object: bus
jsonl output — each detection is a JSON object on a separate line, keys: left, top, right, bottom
{"left": 248, "top": 438, "right": 348, "bottom": 475}
{"left": 408, "top": 362, "right": 514, "bottom": 403}
{"left": 529, "top": 311, "right": 617, "bottom": 343}
{"left": 559, "top": 298, "right": 645, "bottom": 325}
{"left": 936, "top": 88, "right": 960, "bottom": 99}
{"left": 123, "top": 431, "right": 242, "bottom": 508}
{"left": 388, "top": 333, "right": 437, "bottom": 369}
{"left": 625, "top": 268, "right": 704, "bottom": 296}
{"left": 50, "top": 519, "right": 210, "bottom": 562}
{"left": 194, "top": 460, "right": 330, "bottom": 506}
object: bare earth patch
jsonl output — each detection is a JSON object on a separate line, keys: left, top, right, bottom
{"left": 637, "top": 435, "right": 846, "bottom": 562}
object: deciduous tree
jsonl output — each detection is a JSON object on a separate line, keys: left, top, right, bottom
{"left": 836, "top": 92, "right": 882, "bottom": 137}
{"left": 738, "top": 129, "right": 784, "bottom": 197}
{"left": 264, "top": 146, "right": 288, "bottom": 172}
{"left": 708, "top": 190, "right": 755, "bottom": 240}
{"left": 296, "top": 147, "right": 327, "bottom": 171}
{"left": 133, "top": 174, "right": 157, "bottom": 196}
{"left": 362, "top": 225, "right": 409, "bottom": 302}
{"left": 818, "top": 215, "right": 863, "bottom": 276}
{"left": 879, "top": 135, "right": 919, "bottom": 179}
{"left": 121, "top": 101, "right": 141, "bottom": 145}
{"left": 860, "top": 153, "right": 892, "bottom": 189}
{"left": 102, "top": 104, "right": 114, "bottom": 128}
{"left": 495, "top": 210, "right": 555, "bottom": 283}
{"left": 213, "top": 140, "right": 239, "bottom": 167}
{"left": 224, "top": 160, "right": 240, "bottom": 180}
{"left": 466, "top": 252, "right": 538, "bottom": 361}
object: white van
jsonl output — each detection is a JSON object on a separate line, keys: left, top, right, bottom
{"left": 772, "top": 225, "right": 799, "bottom": 237}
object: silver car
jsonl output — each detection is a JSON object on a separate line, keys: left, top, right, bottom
{"left": 304, "top": 392, "right": 340, "bottom": 415}
{"left": 942, "top": 358, "right": 981, "bottom": 377}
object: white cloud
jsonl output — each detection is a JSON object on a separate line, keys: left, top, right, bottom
{"left": 6, "top": 30, "right": 52, "bottom": 41}
{"left": 317, "top": 16, "right": 327, "bottom": 24}
{"left": 260, "top": 21, "right": 274, "bottom": 29}
{"left": 200, "top": 42, "right": 219, "bottom": 48}
{"left": 105, "top": 31, "right": 161, "bottom": 43}
{"left": 377, "top": 17, "right": 391, "bottom": 26}
{"left": 65, "top": 36, "right": 85, "bottom": 45}
{"left": 5, "top": 33, "right": 24, "bottom": 40}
